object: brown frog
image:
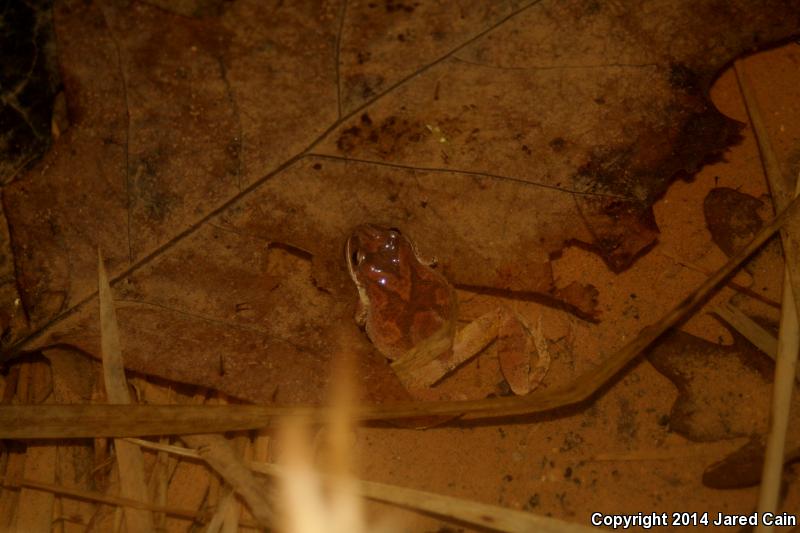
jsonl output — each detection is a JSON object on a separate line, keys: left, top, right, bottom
{"left": 346, "top": 224, "right": 549, "bottom": 397}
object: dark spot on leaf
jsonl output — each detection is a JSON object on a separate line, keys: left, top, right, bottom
{"left": 335, "top": 114, "right": 425, "bottom": 158}
{"left": 525, "top": 494, "right": 540, "bottom": 509}
{"left": 668, "top": 62, "right": 700, "bottom": 91}
{"left": 226, "top": 138, "right": 241, "bottom": 161}
{"left": 560, "top": 431, "right": 584, "bottom": 452}
{"left": 336, "top": 126, "right": 361, "bottom": 152}
{"left": 385, "top": 0, "right": 419, "bottom": 13}
{"left": 356, "top": 51, "right": 371, "bottom": 64}
{"left": 343, "top": 73, "right": 383, "bottom": 106}
{"left": 549, "top": 137, "right": 566, "bottom": 152}
{"left": 585, "top": 1, "right": 602, "bottom": 15}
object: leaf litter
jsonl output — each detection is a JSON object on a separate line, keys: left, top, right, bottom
{"left": 1, "top": 0, "right": 800, "bottom": 530}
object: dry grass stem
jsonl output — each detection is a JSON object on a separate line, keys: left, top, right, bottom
{"left": 0, "top": 476, "right": 265, "bottom": 526}
{"left": 204, "top": 486, "right": 237, "bottom": 533}
{"left": 756, "top": 268, "right": 799, "bottom": 531}
{"left": 735, "top": 59, "right": 800, "bottom": 533}
{"left": 181, "top": 434, "right": 274, "bottom": 528}
{"left": 123, "top": 435, "right": 597, "bottom": 533}
{"left": 98, "top": 249, "right": 154, "bottom": 532}
{"left": 713, "top": 302, "right": 779, "bottom": 361}
{"left": 660, "top": 251, "right": 781, "bottom": 309}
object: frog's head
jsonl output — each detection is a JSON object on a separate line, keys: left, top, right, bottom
{"left": 345, "top": 224, "right": 411, "bottom": 291}
{"left": 345, "top": 224, "right": 456, "bottom": 363}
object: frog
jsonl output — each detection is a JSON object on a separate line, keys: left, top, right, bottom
{"left": 345, "top": 224, "right": 550, "bottom": 397}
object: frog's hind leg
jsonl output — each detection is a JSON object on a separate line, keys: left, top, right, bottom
{"left": 527, "top": 315, "right": 551, "bottom": 391}
{"left": 394, "top": 308, "right": 550, "bottom": 395}
{"left": 395, "top": 308, "right": 502, "bottom": 390}
{"left": 498, "top": 312, "right": 550, "bottom": 396}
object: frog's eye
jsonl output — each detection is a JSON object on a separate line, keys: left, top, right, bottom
{"left": 350, "top": 249, "right": 364, "bottom": 267}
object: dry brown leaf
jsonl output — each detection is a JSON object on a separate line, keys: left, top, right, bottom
{"left": 646, "top": 330, "right": 779, "bottom": 442}
{"left": 704, "top": 187, "right": 766, "bottom": 257}
{"left": 702, "top": 435, "right": 800, "bottom": 489}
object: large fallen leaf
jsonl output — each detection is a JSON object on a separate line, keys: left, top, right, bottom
{"left": 704, "top": 187, "right": 765, "bottom": 258}
{"left": 645, "top": 329, "right": 795, "bottom": 442}
{"left": 2, "top": 0, "right": 800, "bottom": 404}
